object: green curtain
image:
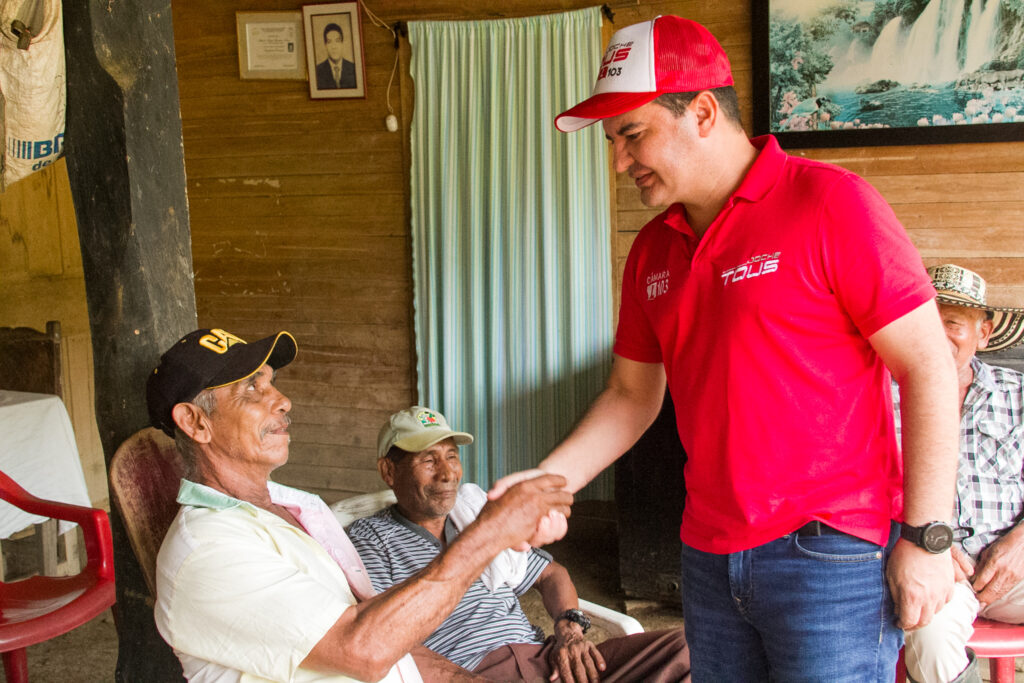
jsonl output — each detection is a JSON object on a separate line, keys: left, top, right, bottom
{"left": 408, "top": 7, "right": 613, "bottom": 499}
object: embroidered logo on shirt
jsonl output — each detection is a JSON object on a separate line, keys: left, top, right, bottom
{"left": 645, "top": 269, "right": 670, "bottom": 301}
{"left": 720, "top": 252, "right": 781, "bottom": 287}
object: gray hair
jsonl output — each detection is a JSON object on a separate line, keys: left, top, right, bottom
{"left": 173, "top": 388, "right": 217, "bottom": 478}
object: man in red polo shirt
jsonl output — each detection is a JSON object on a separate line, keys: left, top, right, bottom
{"left": 493, "top": 15, "right": 960, "bottom": 681}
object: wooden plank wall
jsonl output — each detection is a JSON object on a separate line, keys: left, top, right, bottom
{"left": 172, "top": 0, "right": 1024, "bottom": 505}
{"left": 0, "top": 160, "right": 108, "bottom": 509}
{"left": 173, "top": 1, "right": 418, "bottom": 503}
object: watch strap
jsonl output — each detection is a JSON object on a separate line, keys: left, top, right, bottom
{"left": 555, "top": 608, "right": 591, "bottom": 634}
{"left": 900, "top": 521, "right": 953, "bottom": 553}
{"left": 899, "top": 523, "right": 924, "bottom": 546}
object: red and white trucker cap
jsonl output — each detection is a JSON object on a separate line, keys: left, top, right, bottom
{"left": 555, "top": 16, "right": 734, "bottom": 132}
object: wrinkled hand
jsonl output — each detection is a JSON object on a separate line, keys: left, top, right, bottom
{"left": 490, "top": 469, "right": 570, "bottom": 549}
{"left": 477, "top": 473, "right": 572, "bottom": 551}
{"left": 547, "top": 622, "right": 605, "bottom": 683}
{"left": 490, "top": 468, "right": 549, "bottom": 499}
{"left": 951, "top": 546, "right": 974, "bottom": 583}
{"left": 887, "top": 539, "right": 954, "bottom": 631}
{"left": 973, "top": 526, "right": 1024, "bottom": 607}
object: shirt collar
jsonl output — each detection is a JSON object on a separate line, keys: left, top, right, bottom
{"left": 661, "top": 203, "right": 689, "bottom": 233}
{"left": 660, "top": 134, "right": 784, "bottom": 235}
{"left": 177, "top": 479, "right": 243, "bottom": 510}
{"left": 176, "top": 478, "right": 318, "bottom": 513}
{"left": 970, "top": 356, "right": 998, "bottom": 395}
{"left": 732, "top": 135, "right": 785, "bottom": 203}
{"left": 388, "top": 504, "right": 458, "bottom": 547}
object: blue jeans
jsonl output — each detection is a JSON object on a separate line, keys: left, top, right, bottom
{"left": 680, "top": 523, "right": 902, "bottom": 682}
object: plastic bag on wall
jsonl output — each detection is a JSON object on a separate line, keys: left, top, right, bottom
{"left": 0, "top": 0, "right": 65, "bottom": 190}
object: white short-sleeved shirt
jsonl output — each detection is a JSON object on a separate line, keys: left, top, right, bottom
{"left": 155, "top": 479, "right": 420, "bottom": 683}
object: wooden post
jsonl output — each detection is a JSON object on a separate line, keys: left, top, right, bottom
{"left": 63, "top": 1, "right": 193, "bottom": 680}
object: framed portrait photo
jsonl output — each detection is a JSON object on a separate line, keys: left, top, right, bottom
{"left": 303, "top": 2, "right": 367, "bottom": 99}
{"left": 752, "top": 0, "right": 1024, "bottom": 148}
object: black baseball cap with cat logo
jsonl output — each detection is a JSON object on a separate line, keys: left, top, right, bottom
{"left": 146, "top": 328, "right": 297, "bottom": 437}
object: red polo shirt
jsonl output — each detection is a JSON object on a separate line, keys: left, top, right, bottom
{"left": 615, "top": 135, "right": 933, "bottom": 553}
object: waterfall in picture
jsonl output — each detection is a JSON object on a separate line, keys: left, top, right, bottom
{"left": 964, "top": 0, "right": 1002, "bottom": 73}
{"left": 865, "top": 17, "right": 906, "bottom": 81}
{"left": 899, "top": 0, "right": 965, "bottom": 83}
{"left": 859, "top": 0, "right": 1003, "bottom": 85}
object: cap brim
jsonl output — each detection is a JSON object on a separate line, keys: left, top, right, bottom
{"left": 206, "top": 331, "right": 297, "bottom": 390}
{"left": 393, "top": 431, "right": 474, "bottom": 455}
{"left": 555, "top": 91, "right": 663, "bottom": 132}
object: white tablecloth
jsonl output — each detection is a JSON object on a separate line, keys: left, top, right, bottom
{"left": 0, "top": 390, "right": 92, "bottom": 538}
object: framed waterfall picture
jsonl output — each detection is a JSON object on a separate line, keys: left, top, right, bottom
{"left": 752, "top": 0, "right": 1024, "bottom": 147}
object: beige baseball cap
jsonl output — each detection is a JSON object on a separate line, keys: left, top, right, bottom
{"left": 377, "top": 406, "right": 474, "bottom": 460}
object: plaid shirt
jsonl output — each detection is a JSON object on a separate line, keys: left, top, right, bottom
{"left": 893, "top": 357, "right": 1024, "bottom": 558}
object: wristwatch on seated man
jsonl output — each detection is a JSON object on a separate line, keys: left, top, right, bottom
{"left": 900, "top": 521, "right": 954, "bottom": 553}
{"left": 555, "top": 608, "right": 591, "bottom": 634}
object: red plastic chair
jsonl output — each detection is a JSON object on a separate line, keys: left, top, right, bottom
{"left": 0, "top": 470, "right": 116, "bottom": 683}
{"left": 896, "top": 617, "right": 1024, "bottom": 683}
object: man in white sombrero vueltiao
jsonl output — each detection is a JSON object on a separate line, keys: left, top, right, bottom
{"left": 898, "top": 264, "right": 1024, "bottom": 683}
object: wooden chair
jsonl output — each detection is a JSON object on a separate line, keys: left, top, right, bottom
{"left": 0, "top": 321, "right": 63, "bottom": 399}
{"left": 0, "top": 470, "right": 115, "bottom": 683}
{"left": 108, "top": 428, "right": 184, "bottom": 596}
{"left": 896, "top": 617, "right": 1024, "bottom": 683}
{"left": 0, "top": 321, "right": 77, "bottom": 581}
{"left": 331, "top": 490, "right": 645, "bottom": 637}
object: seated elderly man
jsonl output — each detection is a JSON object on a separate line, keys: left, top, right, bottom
{"left": 347, "top": 405, "right": 691, "bottom": 683}
{"left": 896, "top": 265, "right": 1024, "bottom": 683}
{"left": 147, "top": 328, "right": 572, "bottom": 682}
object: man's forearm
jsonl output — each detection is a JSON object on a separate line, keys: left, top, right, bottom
{"left": 540, "top": 357, "right": 665, "bottom": 492}
{"left": 872, "top": 300, "right": 958, "bottom": 630}
{"left": 895, "top": 361, "right": 959, "bottom": 524}
{"left": 304, "top": 519, "right": 515, "bottom": 678}
{"left": 411, "top": 645, "right": 481, "bottom": 682}
{"left": 304, "top": 475, "right": 571, "bottom": 679}
{"left": 535, "top": 562, "right": 580, "bottom": 619}
{"left": 870, "top": 301, "right": 959, "bottom": 524}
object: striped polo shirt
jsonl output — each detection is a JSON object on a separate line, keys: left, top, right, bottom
{"left": 348, "top": 506, "right": 550, "bottom": 670}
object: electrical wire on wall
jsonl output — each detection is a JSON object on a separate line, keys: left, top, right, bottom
{"left": 361, "top": 1, "right": 401, "bottom": 132}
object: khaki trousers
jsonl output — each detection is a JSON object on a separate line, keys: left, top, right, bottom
{"left": 906, "top": 579, "right": 1024, "bottom": 683}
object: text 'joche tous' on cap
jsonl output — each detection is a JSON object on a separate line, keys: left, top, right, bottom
{"left": 555, "top": 15, "right": 734, "bottom": 133}
{"left": 146, "top": 328, "right": 297, "bottom": 437}
{"left": 377, "top": 406, "right": 474, "bottom": 460}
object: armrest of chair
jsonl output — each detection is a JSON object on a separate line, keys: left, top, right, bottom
{"left": 331, "top": 489, "right": 398, "bottom": 527}
{"left": 0, "top": 470, "right": 114, "bottom": 579}
{"left": 578, "top": 598, "right": 644, "bottom": 637}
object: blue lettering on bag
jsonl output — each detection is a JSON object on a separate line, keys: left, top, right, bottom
{"left": 8, "top": 132, "right": 65, "bottom": 160}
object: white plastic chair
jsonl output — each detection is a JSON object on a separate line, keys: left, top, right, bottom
{"left": 330, "top": 490, "right": 644, "bottom": 637}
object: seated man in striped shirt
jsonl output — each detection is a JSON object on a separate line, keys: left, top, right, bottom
{"left": 348, "top": 406, "right": 691, "bottom": 683}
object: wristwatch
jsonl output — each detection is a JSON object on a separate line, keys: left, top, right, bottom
{"left": 555, "top": 608, "right": 591, "bottom": 634}
{"left": 900, "top": 521, "right": 954, "bottom": 554}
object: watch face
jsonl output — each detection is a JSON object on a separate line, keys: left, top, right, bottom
{"left": 923, "top": 523, "right": 953, "bottom": 553}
